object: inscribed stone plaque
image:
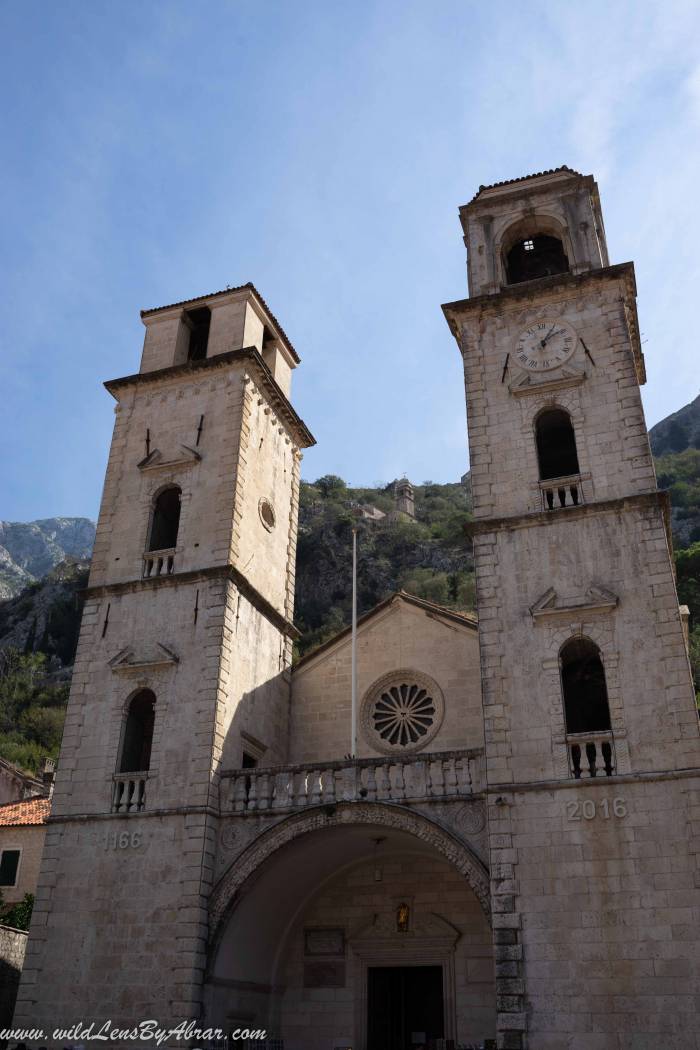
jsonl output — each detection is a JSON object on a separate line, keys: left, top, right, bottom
{"left": 303, "top": 961, "right": 346, "bottom": 988}
{"left": 304, "top": 927, "right": 345, "bottom": 956}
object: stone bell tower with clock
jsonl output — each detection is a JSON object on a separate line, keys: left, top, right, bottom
{"left": 443, "top": 168, "right": 700, "bottom": 1048}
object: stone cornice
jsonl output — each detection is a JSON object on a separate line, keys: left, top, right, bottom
{"left": 443, "top": 261, "right": 635, "bottom": 321}
{"left": 104, "top": 347, "right": 315, "bottom": 449}
{"left": 443, "top": 262, "right": 645, "bottom": 386}
{"left": 471, "top": 490, "right": 671, "bottom": 537}
{"left": 83, "top": 564, "right": 300, "bottom": 640}
{"left": 486, "top": 765, "right": 700, "bottom": 795}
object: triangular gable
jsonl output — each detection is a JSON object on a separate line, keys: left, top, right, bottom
{"left": 109, "top": 642, "right": 179, "bottom": 674}
{"left": 137, "top": 445, "right": 202, "bottom": 472}
{"left": 293, "top": 592, "right": 477, "bottom": 677}
{"left": 529, "top": 584, "right": 619, "bottom": 620}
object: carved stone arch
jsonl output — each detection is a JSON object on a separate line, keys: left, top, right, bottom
{"left": 208, "top": 802, "right": 491, "bottom": 949}
{"left": 494, "top": 211, "right": 574, "bottom": 288}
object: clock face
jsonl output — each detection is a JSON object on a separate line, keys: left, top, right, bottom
{"left": 514, "top": 318, "right": 578, "bottom": 372}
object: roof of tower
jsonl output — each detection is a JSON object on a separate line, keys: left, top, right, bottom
{"left": 140, "top": 282, "right": 301, "bottom": 364}
{"left": 466, "top": 165, "right": 584, "bottom": 205}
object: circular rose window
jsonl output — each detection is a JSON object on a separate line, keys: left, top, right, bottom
{"left": 361, "top": 670, "right": 444, "bottom": 754}
{"left": 259, "top": 498, "right": 276, "bottom": 531}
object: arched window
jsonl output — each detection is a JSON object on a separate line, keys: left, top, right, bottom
{"left": 148, "top": 486, "right": 181, "bottom": 551}
{"left": 561, "top": 639, "right": 613, "bottom": 778}
{"left": 506, "top": 234, "right": 569, "bottom": 284}
{"left": 535, "top": 408, "right": 580, "bottom": 481}
{"left": 119, "top": 690, "right": 156, "bottom": 773}
{"left": 561, "top": 639, "right": 611, "bottom": 735}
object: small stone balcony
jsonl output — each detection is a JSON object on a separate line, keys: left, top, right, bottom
{"left": 566, "top": 731, "right": 616, "bottom": 778}
{"left": 539, "top": 473, "right": 586, "bottom": 510}
{"left": 142, "top": 548, "right": 176, "bottom": 578}
{"left": 220, "top": 748, "right": 485, "bottom": 816}
{"left": 112, "top": 772, "right": 148, "bottom": 812}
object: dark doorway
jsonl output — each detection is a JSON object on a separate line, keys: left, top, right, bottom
{"left": 367, "top": 965, "right": 444, "bottom": 1050}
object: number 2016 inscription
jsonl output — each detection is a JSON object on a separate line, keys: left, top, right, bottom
{"left": 566, "top": 797, "right": 627, "bottom": 821}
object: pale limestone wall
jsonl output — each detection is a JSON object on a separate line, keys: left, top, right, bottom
{"left": 215, "top": 585, "right": 292, "bottom": 772}
{"left": 90, "top": 365, "right": 298, "bottom": 620}
{"left": 492, "top": 775, "right": 700, "bottom": 1050}
{"left": 14, "top": 812, "right": 217, "bottom": 1030}
{"left": 474, "top": 499, "right": 700, "bottom": 785}
{"left": 289, "top": 599, "right": 483, "bottom": 764}
{"left": 139, "top": 313, "right": 184, "bottom": 373}
{"left": 458, "top": 272, "right": 653, "bottom": 523}
{"left": 0, "top": 826, "right": 45, "bottom": 904}
{"left": 277, "top": 853, "right": 495, "bottom": 1050}
{"left": 461, "top": 170, "right": 607, "bottom": 297}
{"left": 48, "top": 582, "right": 289, "bottom": 819}
{"left": 231, "top": 376, "right": 300, "bottom": 620}
{"left": 89, "top": 365, "right": 245, "bottom": 588}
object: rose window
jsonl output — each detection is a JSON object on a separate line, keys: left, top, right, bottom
{"left": 373, "top": 683, "right": 436, "bottom": 746}
{"left": 361, "top": 670, "right": 444, "bottom": 754}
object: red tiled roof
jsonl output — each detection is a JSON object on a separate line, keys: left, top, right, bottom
{"left": 0, "top": 796, "right": 50, "bottom": 827}
{"left": 467, "top": 165, "right": 583, "bottom": 204}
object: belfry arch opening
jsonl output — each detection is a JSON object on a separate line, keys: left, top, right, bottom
{"left": 118, "top": 689, "right": 156, "bottom": 773}
{"left": 506, "top": 233, "right": 569, "bottom": 284}
{"left": 148, "top": 486, "right": 181, "bottom": 551}
{"left": 536, "top": 408, "right": 580, "bottom": 481}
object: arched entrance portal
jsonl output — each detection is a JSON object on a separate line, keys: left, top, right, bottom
{"left": 206, "top": 804, "right": 495, "bottom": 1050}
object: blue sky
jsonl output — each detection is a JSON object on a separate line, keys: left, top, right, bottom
{"left": 2, "top": 0, "right": 700, "bottom": 521}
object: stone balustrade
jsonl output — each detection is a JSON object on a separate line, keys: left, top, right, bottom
{"left": 539, "top": 473, "right": 584, "bottom": 510}
{"left": 143, "top": 548, "right": 175, "bottom": 578}
{"left": 112, "top": 772, "right": 148, "bottom": 813}
{"left": 566, "top": 731, "right": 616, "bottom": 778}
{"left": 222, "top": 749, "right": 485, "bottom": 815}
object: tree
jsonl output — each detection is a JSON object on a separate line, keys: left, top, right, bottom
{"left": 314, "top": 475, "right": 347, "bottom": 498}
{"left": 1, "top": 892, "right": 34, "bottom": 931}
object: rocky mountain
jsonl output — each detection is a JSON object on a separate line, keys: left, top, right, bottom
{"left": 649, "top": 393, "right": 700, "bottom": 456}
{"left": 0, "top": 518, "right": 95, "bottom": 600}
{"left": 0, "top": 559, "right": 89, "bottom": 671}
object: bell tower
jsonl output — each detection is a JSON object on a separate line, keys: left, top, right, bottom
{"left": 15, "top": 283, "right": 314, "bottom": 1032}
{"left": 443, "top": 168, "right": 700, "bottom": 1048}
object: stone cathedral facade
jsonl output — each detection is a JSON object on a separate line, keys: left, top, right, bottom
{"left": 14, "top": 168, "right": 700, "bottom": 1050}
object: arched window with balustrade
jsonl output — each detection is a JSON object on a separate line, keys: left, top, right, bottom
{"left": 560, "top": 638, "right": 614, "bottom": 778}
{"left": 535, "top": 408, "right": 581, "bottom": 509}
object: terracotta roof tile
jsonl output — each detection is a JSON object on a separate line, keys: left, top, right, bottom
{"left": 466, "top": 165, "right": 583, "bottom": 205}
{"left": 0, "top": 796, "right": 51, "bottom": 827}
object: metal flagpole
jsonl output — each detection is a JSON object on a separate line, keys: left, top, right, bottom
{"left": 351, "top": 525, "right": 358, "bottom": 758}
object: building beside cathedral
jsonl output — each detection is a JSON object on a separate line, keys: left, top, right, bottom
{"left": 14, "top": 168, "right": 700, "bottom": 1049}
